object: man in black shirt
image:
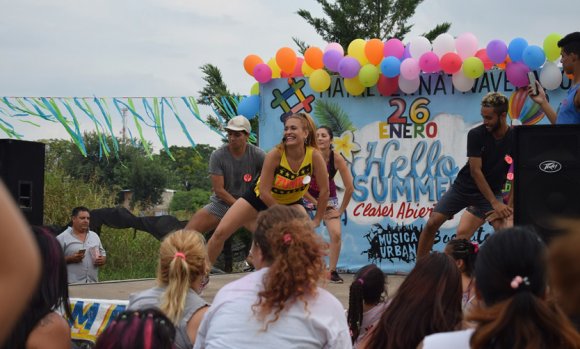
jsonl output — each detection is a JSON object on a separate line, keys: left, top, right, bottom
{"left": 417, "top": 92, "right": 513, "bottom": 259}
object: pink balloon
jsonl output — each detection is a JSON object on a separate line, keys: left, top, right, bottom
{"left": 377, "top": 75, "right": 398, "bottom": 96}
{"left": 253, "top": 63, "right": 272, "bottom": 83}
{"left": 325, "top": 42, "right": 344, "bottom": 55}
{"left": 383, "top": 38, "right": 405, "bottom": 59}
{"left": 292, "top": 57, "right": 304, "bottom": 77}
{"left": 475, "top": 49, "right": 493, "bottom": 70}
{"left": 419, "top": 52, "right": 440, "bottom": 73}
{"left": 400, "top": 58, "right": 420, "bottom": 80}
{"left": 505, "top": 62, "right": 530, "bottom": 87}
{"left": 455, "top": 32, "right": 478, "bottom": 59}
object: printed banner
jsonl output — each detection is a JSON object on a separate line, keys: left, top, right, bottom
{"left": 69, "top": 298, "right": 128, "bottom": 343}
{"left": 259, "top": 70, "right": 571, "bottom": 273}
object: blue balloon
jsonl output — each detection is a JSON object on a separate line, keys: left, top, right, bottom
{"left": 380, "top": 56, "right": 401, "bottom": 78}
{"left": 237, "top": 95, "right": 260, "bottom": 119}
{"left": 508, "top": 37, "right": 528, "bottom": 62}
{"left": 522, "top": 45, "right": 546, "bottom": 70}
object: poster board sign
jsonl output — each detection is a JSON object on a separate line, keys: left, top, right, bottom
{"left": 69, "top": 298, "right": 128, "bottom": 343}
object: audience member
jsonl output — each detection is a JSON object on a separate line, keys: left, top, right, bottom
{"left": 548, "top": 221, "right": 580, "bottom": 330}
{"left": 94, "top": 308, "right": 176, "bottom": 349}
{"left": 445, "top": 239, "right": 479, "bottom": 314}
{"left": 1, "top": 226, "right": 72, "bottom": 349}
{"left": 347, "top": 264, "right": 388, "bottom": 348}
{"left": 57, "top": 206, "right": 107, "bottom": 283}
{"left": 304, "top": 125, "right": 354, "bottom": 283}
{"left": 359, "top": 252, "right": 463, "bottom": 349}
{"left": 421, "top": 227, "right": 580, "bottom": 348}
{"left": 0, "top": 181, "right": 40, "bottom": 344}
{"left": 128, "top": 229, "right": 209, "bottom": 349}
{"left": 206, "top": 112, "right": 329, "bottom": 265}
{"left": 194, "top": 205, "right": 351, "bottom": 348}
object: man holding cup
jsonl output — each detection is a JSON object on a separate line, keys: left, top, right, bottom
{"left": 57, "top": 206, "right": 106, "bottom": 283}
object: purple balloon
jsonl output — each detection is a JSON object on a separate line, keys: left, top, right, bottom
{"left": 323, "top": 49, "right": 343, "bottom": 72}
{"left": 506, "top": 61, "right": 530, "bottom": 88}
{"left": 486, "top": 39, "right": 508, "bottom": 64}
{"left": 338, "top": 56, "right": 361, "bottom": 78}
{"left": 402, "top": 44, "right": 411, "bottom": 60}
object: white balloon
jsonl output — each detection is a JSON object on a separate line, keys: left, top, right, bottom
{"left": 452, "top": 71, "right": 475, "bottom": 92}
{"left": 398, "top": 75, "right": 420, "bottom": 94}
{"left": 455, "top": 32, "right": 479, "bottom": 59}
{"left": 409, "top": 36, "right": 432, "bottom": 58}
{"left": 432, "top": 33, "right": 455, "bottom": 57}
{"left": 539, "top": 61, "right": 562, "bottom": 90}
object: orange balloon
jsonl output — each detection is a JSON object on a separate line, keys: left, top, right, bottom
{"left": 304, "top": 46, "right": 324, "bottom": 69}
{"left": 496, "top": 55, "right": 511, "bottom": 70}
{"left": 276, "top": 47, "right": 298, "bottom": 74}
{"left": 243, "top": 55, "right": 263, "bottom": 76}
{"left": 365, "top": 38, "right": 384, "bottom": 65}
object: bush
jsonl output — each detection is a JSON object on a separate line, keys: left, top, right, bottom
{"left": 169, "top": 189, "right": 211, "bottom": 213}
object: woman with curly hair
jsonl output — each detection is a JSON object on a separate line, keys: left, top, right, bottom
{"left": 128, "top": 229, "right": 209, "bottom": 349}
{"left": 205, "top": 112, "right": 329, "bottom": 265}
{"left": 194, "top": 205, "right": 350, "bottom": 349}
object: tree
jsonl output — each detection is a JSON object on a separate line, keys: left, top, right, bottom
{"left": 295, "top": 0, "right": 451, "bottom": 51}
{"left": 197, "top": 63, "right": 241, "bottom": 131}
{"left": 156, "top": 145, "right": 215, "bottom": 192}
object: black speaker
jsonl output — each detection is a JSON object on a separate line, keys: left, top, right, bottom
{"left": 0, "top": 139, "right": 45, "bottom": 225}
{"left": 513, "top": 124, "right": 580, "bottom": 242}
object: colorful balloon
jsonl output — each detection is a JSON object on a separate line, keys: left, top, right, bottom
{"left": 543, "top": 33, "right": 563, "bottom": 62}
{"left": 452, "top": 71, "right": 475, "bottom": 92}
{"left": 358, "top": 64, "right": 380, "bottom": 87}
{"left": 432, "top": 33, "right": 455, "bottom": 57}
{"left": 348, "top": 38, "right": 369, "bottom": 65}
{"left": 462, "top": 57, "right": 484, "bottom": 79}
{"left": 383, "top": 38, "right": 405, "bottom": 59}
{"left": 409, "top": 36, "right": 431, "bottom": 58}
{"left": 486, "top": 39, "right": 508, "bottom": 64}
{"left": 365, "top": 38, "right": 384, "bottom": 65}
{"left": 253, "top": 63, "right": 272, "bottom": 83}
{"left": 250, "top": 82, "right": 259, "bottom": 95}
{"left": 377, "top": 75, "right": 398, "bottom": 96}
{"left": 440, "top": 52, "right": 462, "bottom": 74}
{"left": 237, "top": 96, "right": 260, "bottom": 119}
{"left": 276, "top": 47, "right": 297, "bottom": 74}
{"left": 325, "top": 42, "right": 344, "bottom": 55}
{"left": 380, "top": 56, "right": 401, "bottom": 78}
{"left": 267, "top": 58, "right": 281, "bottom": 78}
{"left": 243, "top": 54, "right": 263, "bottom": 76}
{"left": 505, "top": 61, "right": 530, "bottom": 87}
{"left": 539, "top": 61, "right": 563, "bottom": 90}
{"left": 522, "top": 45, "right": 546, "bottom": 70}
{"left": 508, "top": 88, "right": 545, "bottom": 125}
{"left": 400, "top": 58, "right": 420, "bottom": 80}
{"left": 309, "top": 69, "right": 331, "bottom": 92}
{"left": 419, "top": 52, "right": 440, "bottom": 73}
{"left": 338, "top": 56, "right": 361, "bottom": 78}
{"left": 398, "top": 76, "right": 420, "bottom": 94}
{"left": 292, "top": 57, "right": 305, "bottom": 77}
{"left": 301, "top": 61, "right": 315, "bottom": 77}
{"left": 508, "top": 38, "right": 528, "bottom": 62}
{"left": 323, "top": 49, "right": 343, "bottom": 72}
{"left": 304, "top": 47, "right": 324, "bottom": 69}
{"left": 455, "top": 32, "right": 478, "bottom": 59}
{"left": 475, "top": 49, "right": 493, "bottom": 70}
{"left": 344, "top": 77, "right": 365, "bottom": 96}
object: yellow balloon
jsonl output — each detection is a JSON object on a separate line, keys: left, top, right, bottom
{"left": 348, "top": 39, "right": 369, "bottom": 65}
{"left": 309, "top": 69, "right": 331, "bottom": 92}
{"left": 543, "top": 33, "right": 562, "bottom": 62}
{"left": 250, "top": 82, "right": 259, "bottom": 95}
{"left": 358, "top": 64, "right": 380, "bottom": 87}
{"left": 462, "top": 57, "right": 484, "bottom": 79}
{"left": 267, "top": 58, "right": 281, "bottom": 78}
{"left": 344, "top": 77, "right": 365, "bottom": 96}
{"left": 302, "top": 61, "right": 315, "bottom": 77}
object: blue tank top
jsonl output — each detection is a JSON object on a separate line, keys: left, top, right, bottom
{"left": 556, "top": 83, "right": 580, "bottom": 124}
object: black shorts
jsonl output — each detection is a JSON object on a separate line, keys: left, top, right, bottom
{"left": 434, "top": 185, "right": 502, "bottom": 220}
{"left": 242, "top": 188, "right": 303, "bottom": 212}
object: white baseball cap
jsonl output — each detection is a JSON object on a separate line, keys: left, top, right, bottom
{"left": 225, "top": 115, "right": 251, "bottom": 134}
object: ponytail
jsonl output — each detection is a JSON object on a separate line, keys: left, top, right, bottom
{"left": 160, "top": 255, "right": 191, "bottom": 323}
{"left": 347, "top": 280, "right": 364, "bottom": 344}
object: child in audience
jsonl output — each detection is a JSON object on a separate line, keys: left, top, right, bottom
{"left": 445, "top": 239, "right": 479, "bottom": 314}
{"left": 359, "top": 252, "right": 463, "bottom": 349}
{"left": 194, "top": 205, "right": 351, "bottom": 349}
{"left": 94, "top": 308, "right": 176, "bottom": 349}
{"left": 421, "top": 227, "right": 580, "bottom": 348}
{"left": 347, "top": 264, "right": 388, "bottom": 348}
{"left": 128, "top": 229, "right": 209, "bottom": 349}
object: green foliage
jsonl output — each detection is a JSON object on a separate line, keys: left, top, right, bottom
{"left": 312, "top": 99, "right": 356, "bottom": 135}
{"left": 169, "top": 189, "right": 211, "bottom": 213}
{"left": 157, "top": 145, "right": 214, "bottom": 191}
{"left": 296, "top": 0, "right": 451, "bottom": 48}
{"left": 99, "top": 227, "right": 160, "bottom": 281}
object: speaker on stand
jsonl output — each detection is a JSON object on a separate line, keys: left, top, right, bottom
{"left": 513, "top": 125, "right": 580, "bottom": 243}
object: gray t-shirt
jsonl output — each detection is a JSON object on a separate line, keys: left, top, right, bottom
{"left": 56, "top": 227, "right": 106, "bottom": 284}
{"left": 208, "top": 143, "right": 265, "bottom": 205}
{"left": 128, "top": 286, "right": 208, "bottom": 349}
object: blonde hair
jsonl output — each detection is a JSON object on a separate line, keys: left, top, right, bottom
{"left": 252, "top": 205, "right": 326, "bottom": 328}
{"left": 157, "top": 229, "right": 208, "bottom": 324}
{"left": 276, "top": 112, "right": 319, "bottom": 151}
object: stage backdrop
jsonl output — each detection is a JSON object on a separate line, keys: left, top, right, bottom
{"left": 258, "top": 70, "right": 571, "bottom": 273}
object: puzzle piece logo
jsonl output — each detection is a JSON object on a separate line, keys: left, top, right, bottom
{"left": 270, "top": 78, "right": 315, "bottom": 122}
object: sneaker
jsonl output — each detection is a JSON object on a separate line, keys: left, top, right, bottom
{"left": 330, "top": 270, "right": 344, "bottom": 284}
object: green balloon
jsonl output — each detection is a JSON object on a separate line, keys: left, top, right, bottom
{"left": 462, "top": 57, "right": 484, "bottom": 79}
{"left": 543, "top": 33, "right": 562, "bottom": 62}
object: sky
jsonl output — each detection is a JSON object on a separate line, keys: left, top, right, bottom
{"left": 0, "top": 0, "right": 578, "bottom": 149}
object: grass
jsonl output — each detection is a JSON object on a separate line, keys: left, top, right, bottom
{"left": 98, "top": 227, "right": 161, "bottom": 281}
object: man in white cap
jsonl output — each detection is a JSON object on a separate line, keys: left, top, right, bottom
{"left": 185, "top": 116, "right": 266, "bottom": 239}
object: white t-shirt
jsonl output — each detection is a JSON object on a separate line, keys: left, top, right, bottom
{"left": 56, "top": 227, "right": 106, "bottom": 283}
{"left": 194, "top": 267, "right": 352, "bottom": 349}
{"left": 422, "top": 328, "right": 474, "bottom": 349}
